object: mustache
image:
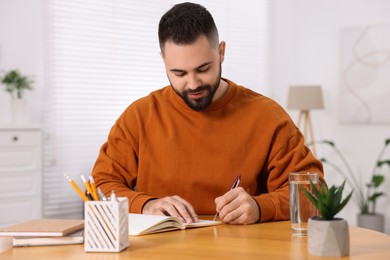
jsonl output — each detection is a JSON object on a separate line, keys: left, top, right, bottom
{"left": 186, "top": 85, "right": 210, "bottom": 94}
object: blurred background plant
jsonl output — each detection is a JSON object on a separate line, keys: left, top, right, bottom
{"left": 1, "top": 69, "right": 34, "bottom": 99}
{"left": 308, "top": 138, "right": 390, "bottom": 215}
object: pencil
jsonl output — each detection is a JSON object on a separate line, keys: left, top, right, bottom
{"left": 89, "top": 175, "right": 99, "bottom": 201}
{"left": 64, "top": 173, "right": 89, "bottom": 202}
{"left": 81, "top": 175, "right": 98, "bottom": 201}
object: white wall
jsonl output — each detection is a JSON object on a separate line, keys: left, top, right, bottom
{"left": 0, "top": 0, "right": 44, "bottom": 125}
{"left": 270, "top": 0, "right": 390, "bottom": 233}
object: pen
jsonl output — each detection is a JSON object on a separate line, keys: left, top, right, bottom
{"left": 86, "top": 192, "right": 94, "bottom": 201}
{"left": 64, "top": 173, "right": 89, "bottom": 202}
{"left": 213, "top": 175, "right": 241, "bottom": 221}
{"left": 97, "top": 187, "right": 108, "bottom": 201}
{"left": 110, "top": 190, "right": 118, "bottom": 202}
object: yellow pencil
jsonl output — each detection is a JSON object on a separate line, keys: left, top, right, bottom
{"left": 64, "top": 173, "right": 88, "bottom": 202}
{"left": 81, "top": 175, "right": 97, "bottom": 201}
{"left": 89, "top": 175, "right": 99, "bottom": 201}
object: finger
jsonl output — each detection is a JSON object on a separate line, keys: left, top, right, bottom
{"left": 224, "top": 208, "right": 259, "bottom": 225}
{"left": 159, "top": 199, "right": 189, "bottom": 222}
{"left": 170, "top": 196, "right": 198, "bottom": 223}
{"left": 143, "top": 199, "right": 175, "bottom": 216}
{"left": 153, "top": 196, "right": 197, "bottom": 223}
{"left": 143, "top": 197, "right": 185, "bottom": 221}
{"left": 221, "top": 209, "right": 244, "bottom": 224}
{"left": 215, "top": 188, "right": 241, "bottom": 212}
{"left": 218, "top": 194, "right": 242, "bottom": 220}
{"left": 220, "top": 194, "right": 260, "bottom": 224}
{"left": 143, "top": 196, "right": 198, "bottom": 223}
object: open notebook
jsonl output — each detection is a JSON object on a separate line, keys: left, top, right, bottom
{"left": 128, "top": 213, "right": 221, "bottom": 236}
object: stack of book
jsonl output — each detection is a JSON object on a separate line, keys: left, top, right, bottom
{"left": 0, "top": 219, "right": 84, "bottom": 247}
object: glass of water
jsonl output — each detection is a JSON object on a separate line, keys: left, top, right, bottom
{"left": 289, "top": 172, "right": 319, "bottom": 236}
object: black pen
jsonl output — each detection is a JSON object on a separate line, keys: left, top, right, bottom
{"left": 213, "top": 175, "right": 241, "bottom": 221}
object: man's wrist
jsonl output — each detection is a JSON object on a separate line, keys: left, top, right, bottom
{"left": 252, "top": 196, "right": 262, "bottom": 223}
{"left": 141, "top": 198, "right": 158, "bottom": 214}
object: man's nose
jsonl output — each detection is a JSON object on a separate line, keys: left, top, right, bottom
{"left": 187, "top": 74, "right": 201, "bottom": 90}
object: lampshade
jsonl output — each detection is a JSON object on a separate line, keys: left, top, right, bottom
{"left": 287, "top": 85, "right": 324, "bottom": 111}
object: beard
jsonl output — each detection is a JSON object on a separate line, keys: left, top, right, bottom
{"left": 172, "top": 65, "right": 222, "bottom": 111}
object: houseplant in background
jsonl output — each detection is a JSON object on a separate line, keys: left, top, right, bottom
{"left": 0, "top": 69, "right": 34, "bottom": 124}
{"left": 309, "top": 138, "right": 390, "bottom": 232}
{"left": 303, "top": 180, "right": 353, "bottom": 257}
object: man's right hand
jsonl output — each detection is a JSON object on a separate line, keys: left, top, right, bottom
{"left": 142, "top": 195, "right": 199, "bottom": 224}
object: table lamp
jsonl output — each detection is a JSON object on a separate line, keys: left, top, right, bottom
{"left": 287, "top": 85, "right": 324, "bottom": 155}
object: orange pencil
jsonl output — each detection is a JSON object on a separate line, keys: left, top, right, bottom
{"left": 64, "top": 173, "right": 88, "bottom": 202}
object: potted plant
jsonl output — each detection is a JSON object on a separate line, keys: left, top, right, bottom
{"left": 1, "top": 69, "right": 34, "bottom": 124}
{"left": 303, "top": 180, "right": 353, "bottom": 257}
{"left": 309, "top": 138, "right": 390, "bottom": 232}
{"left": 1, "top": 69, "right": 33, "bottom": 99}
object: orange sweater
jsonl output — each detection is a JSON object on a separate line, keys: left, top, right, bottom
{"left": 92, "top": 79, "right": 324, "bottom": 222}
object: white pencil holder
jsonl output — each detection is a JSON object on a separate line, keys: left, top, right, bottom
{"left": 84, "top": 197, "right": 129, "bottom": 252}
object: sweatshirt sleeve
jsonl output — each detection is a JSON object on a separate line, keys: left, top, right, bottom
{"left": 253, "top": 119, "right": 325, "bottom": 222}
{"left": 91, "top": 110, "right": 155, "bottom": 213}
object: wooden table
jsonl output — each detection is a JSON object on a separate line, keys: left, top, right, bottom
{"left": 1, "top": 220, "right": 390, "bottom": 259}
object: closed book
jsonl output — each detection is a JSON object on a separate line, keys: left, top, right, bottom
{"left": 128, "top": 213, "right": 221, "bottom": 236}
{"left": 0, "top": 219, "right": 84, "bottom": 237}
{"left": 13, "top": 230, "right": 84, "bottom": 247}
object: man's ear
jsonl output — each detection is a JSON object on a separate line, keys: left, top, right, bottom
{"left": 219, "top": 41, "right": 226, "bottom": 63}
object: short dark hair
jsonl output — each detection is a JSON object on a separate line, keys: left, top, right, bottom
{"left": 158, "top": 2, "right": 219, "bottom": 52}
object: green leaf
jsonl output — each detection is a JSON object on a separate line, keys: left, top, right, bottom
{"left": 301, "top": 185, "right": 318, "bottom": 208}
{"left": 335, "top": 190, "right": 353, "bottom": 215}
{"left": 323, "top": 140, "right": 335, "bottom": 147}
{"left": 333, "top": 183, "right": 343, "bottom": 204}
{"left": 319, "top": 203, "right": 331, "bottom": 220}
{"left": 369, "top": 192, "right": 385, "bottom": 202}
{"left": 371, "top": 175, "right": 385, "bottom": 187}
{"left": 378, "top": 160, "right": 390, "bottom": 168}
{"left": 301, "top": 180, "right": 352, "bottom": 220}
{"left": 312, "top": 181, "right": 322, "bottom": 198}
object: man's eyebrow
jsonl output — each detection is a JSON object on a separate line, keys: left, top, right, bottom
{"left": 195, "top": 62, "right": 212, "bottom": 70}
{"left": 170, "top": 62, "right": 212, "bottom": 73}
{"left": 170, "top": 68, "right": 185, "bottom": 73}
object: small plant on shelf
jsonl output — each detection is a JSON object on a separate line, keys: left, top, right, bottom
{"left": 1, "top": 69, "right": 34, "bottom": 99}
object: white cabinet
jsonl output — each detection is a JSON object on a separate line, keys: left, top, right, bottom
{"left": 0, "top": 128, "right": 42, "bottom": 226}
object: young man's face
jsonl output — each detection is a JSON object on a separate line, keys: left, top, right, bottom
{"left": 161, "top": 35, "right": 226, "bottom": 111}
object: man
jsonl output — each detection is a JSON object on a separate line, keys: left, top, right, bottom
{"left": 92, "top": 2, "right": 324, "bottom": 225}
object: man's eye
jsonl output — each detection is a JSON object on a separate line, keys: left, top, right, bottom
{"left": 174, "top": 72, "right": 186, "bottom": 77}
{"left": 198, "top": 67, "right": 209, "bottom": 73}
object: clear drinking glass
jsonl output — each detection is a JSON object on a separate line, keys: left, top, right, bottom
{"left": 289, "top": 172, "right": 319, "bottom": 236}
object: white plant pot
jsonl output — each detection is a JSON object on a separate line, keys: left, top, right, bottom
{"left": 308, "top": 218, "right": 350, "bottom": 257}
{"left": 357, "top": 213, "right": 384, "bottom": 232}
{"left": 10, "top": 99, "right": 27, "bottom": 124}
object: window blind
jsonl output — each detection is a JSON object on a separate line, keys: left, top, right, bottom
{"left": 43, "top": 0, "right": 269, "bottom": 218}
